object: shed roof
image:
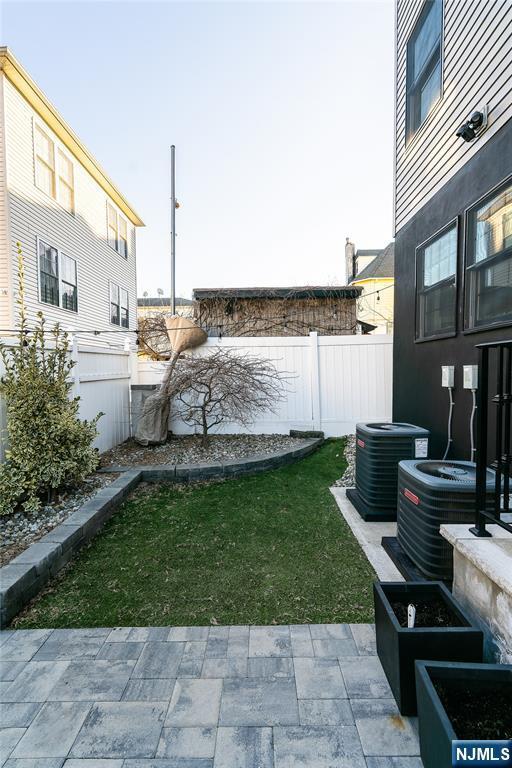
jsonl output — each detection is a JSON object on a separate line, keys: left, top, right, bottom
{"left": 138, "top": 296, "right": 193, "bottom": 307}
{"left": 193, "top": 286, "right": 361, "bottom": 300}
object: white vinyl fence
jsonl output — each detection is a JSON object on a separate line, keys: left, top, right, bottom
{"left": 137, "top": 333, "right": 393, "bottom": 438}
{"left": 0, "top": 338, "right": 134, "bottom": 461}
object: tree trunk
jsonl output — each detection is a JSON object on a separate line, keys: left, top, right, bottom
{"left": 201, "top": 408, "right": 209, "bottom": 447}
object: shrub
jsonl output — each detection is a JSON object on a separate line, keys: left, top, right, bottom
{"left": 0, "top": 246, "right": 101, "bottom": 515}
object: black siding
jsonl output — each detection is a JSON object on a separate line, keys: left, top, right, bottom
{"left": 393, "top": 118, "right": 512, "bottom": 459}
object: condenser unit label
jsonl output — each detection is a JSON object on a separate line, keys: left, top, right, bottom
{"left": 357, "top": 439, "right": 365, "bottom": 448}
{"left": 403, "top": 488, "right": 420, "bottom": 505}
{"left": 414, "top": 438, "right": 428, "bottom": 458}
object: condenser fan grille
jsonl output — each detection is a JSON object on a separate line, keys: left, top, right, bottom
{"left": 416, "top": 461, "right": 476, "bottom": 483}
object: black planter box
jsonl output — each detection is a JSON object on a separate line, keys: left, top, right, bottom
{"left": 415, "top": 661, "right": 512, "bottom": 768}
{"left": 374, "top": 581, "right": 483, "bottom": 715}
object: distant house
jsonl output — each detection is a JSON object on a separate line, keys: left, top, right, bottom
{"left": 192, "top": 286, "right": 369, "bottom": 337}
{"left": 137, "top": 295, "right": 194, "bottom": 318}
{"left": 345, "top": 240, "right": 395, "bottom": 334}
{"left": 0, "top": 48, "right": 144, "bottom": 345}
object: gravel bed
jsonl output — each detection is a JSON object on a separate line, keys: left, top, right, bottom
{"left": 100, "top": 433, "right": 307, "bottom": 468}
{"left": 333, "top": 434, "right": 356, "bottom": 487}
{"left": 0, "top": 472, "right": 119, "bottom": 567}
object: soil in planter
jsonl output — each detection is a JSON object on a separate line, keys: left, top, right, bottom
{"left": 390, "top": 598, "right": 464, "bottom": 628}
{"left": 436, "top": 682, "right": 512, "bottom": 740}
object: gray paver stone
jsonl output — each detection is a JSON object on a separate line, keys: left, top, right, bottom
{"left": 339, "top": 657, "right": 392, "bottom": 699}
{"left": 219, "top": 677, "right": 299, "bottom": 726}
{"left": 298, "top": 699, "right": 354, "bottom": 726}
{"left": 0, "top": 630, "right": 52, "bottom": 661}
{"left": 201, "top": 658, "right": 247, "bottom": 678}
{"left": 294, "top": 657, "right": 347, "bottom": 699}
{"left": 69, "top": 702, "right": 167, "bottom": 759}
{"left": 156, "top": 727, "right": 216, "bottom": 759}
{"left": 248, "top": 626, "right": 291, "bottom": 657}
{"left": 273, "top": 725, "right": 366, "bottom": 768}
{"left": 131, "top": 642, "right": 184, "bottom": 678}
{"left": 122, "top": 678, "right": 176, "bottom": 701}
{"left": 213, "top": 726, "right": 273, "bottom": 768}
{"left": 165, "top": 679, "right": 222, "bottom": 727}
{"left": 12, "top": 701, "right": 91, "bottom": 758}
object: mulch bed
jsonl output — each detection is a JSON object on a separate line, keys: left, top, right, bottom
{"left": 100, "top": 433, "right": 306, "bottom": 468}
{"left": 0, "top": 473, "right": 119, "bottom": 567}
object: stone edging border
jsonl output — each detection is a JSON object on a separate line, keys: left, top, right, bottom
{"left": 0, "top": 438, "right": 322, "bottom": 628}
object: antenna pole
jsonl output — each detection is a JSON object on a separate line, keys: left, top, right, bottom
{"left": 170, "top": 144, "right": 176, "bottom": 315}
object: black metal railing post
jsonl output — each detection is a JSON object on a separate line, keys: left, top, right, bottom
{"left": 470, "top": 339, "right": 512, "bottom": 538}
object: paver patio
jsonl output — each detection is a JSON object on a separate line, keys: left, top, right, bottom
{"left": 0, "top": 624, "right": 423, "bottom": 767}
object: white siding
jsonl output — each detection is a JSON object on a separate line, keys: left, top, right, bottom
{"left": 0, "top": 75, "right": 12, "bottom": 330}
{"left": 1, "top": 75, "right": 137, "bottom": 345}
{"left": 394, "top": 0, "right": 512, "bottom": 233}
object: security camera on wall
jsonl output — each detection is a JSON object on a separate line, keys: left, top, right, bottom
{"left": 455, "top": 106, "right": 488, "bottom": 143}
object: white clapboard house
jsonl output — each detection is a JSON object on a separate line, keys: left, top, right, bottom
{"left": 0, "top": 48, "right": 144, "bottom": 345}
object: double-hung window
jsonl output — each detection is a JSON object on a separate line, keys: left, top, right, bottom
{"left": 465, "top": 179, "right": 512, "bottom": 330}
{"left": 38, "top": 239, "right": 78, "bottom": 312}
{"left": 34, "top": 125, "right": 56, "bottom": 198}
{"left": 58, "top": 150, "right": 75, "bottom": 213}
{"left": 110, "top": 283, "right": 129, "bottom": 328}
{"left": 416, "top": 223, "right": 457, "bottom": 340}
{"left": 406, "top": 0, "right": 443, "bottom": 142}
{"left": 106, "top": 203, "right": 129, "bottom": 258}
{"left": 34, "top": 125, "right": 75, "bottom": 213}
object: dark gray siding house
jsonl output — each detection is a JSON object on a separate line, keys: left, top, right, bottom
{"left": 393, "top": 0, "right": 512, "bottom": 458}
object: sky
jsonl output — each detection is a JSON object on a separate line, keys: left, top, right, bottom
{"left": 1, "top": 0, "right": 395, "bottom": 298}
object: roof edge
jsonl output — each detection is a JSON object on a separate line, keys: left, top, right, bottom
{"left": 193, "top": 286, "right": 362, "bottom": 300}
{"left": 0, "top": 47, "right": 144, "bottom": 227}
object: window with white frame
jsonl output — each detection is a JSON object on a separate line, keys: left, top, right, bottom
{"left": 465, "top": 179, "right": 512, "bottom": 330}
{"left": 406, "top": 0, "right": 443, "bottom": 142}
{"left": 106, "top": 203, "right": 129, "bottom": 258}
{"left": 38, "top": 239, "right": 78, "bottom": 312}
{"left": 34, "top": 125, "right": 55, "bottom": 198}
{"left": 416, "top": 223, "right": 457, "bottom": 340}
{"left": 57, "top": 150, "right": 74, "bottom": 213}
{"left": 110, "top": 283, "right": 129, "bottom": 328}
{"left": 34, "top": 125, "right": 75, "bottom": 213}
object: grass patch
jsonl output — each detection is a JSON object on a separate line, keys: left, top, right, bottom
{"left": 14, "top": 439, "right": 376, "bottom": 628}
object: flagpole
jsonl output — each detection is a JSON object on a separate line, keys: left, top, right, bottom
{"left": 170, "top": 144, "right": 176, "bottom": 315}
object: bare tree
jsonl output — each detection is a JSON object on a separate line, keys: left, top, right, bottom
{"left": 172, "top": 348, "right": 288, "bottom": 445}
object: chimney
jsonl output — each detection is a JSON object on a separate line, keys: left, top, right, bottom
{"left": 345, "top": 237, "right": 356, "bottom": 284}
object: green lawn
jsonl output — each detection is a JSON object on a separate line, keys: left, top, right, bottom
{"left": 14, "top": 439, "right": 376, "bottom": 628}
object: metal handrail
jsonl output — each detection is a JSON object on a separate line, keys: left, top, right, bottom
{"left": 470, "top": 338, "right": 512, "bottom": 537}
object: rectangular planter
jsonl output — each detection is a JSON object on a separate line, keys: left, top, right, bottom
{"left": 374, "top": 581, "right": 483, "bottom": 715}
{"left": 415, "top": 661, "right": 512, "bottom": 768}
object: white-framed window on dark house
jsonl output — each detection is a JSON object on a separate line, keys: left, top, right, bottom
{"left": 106, "top": 202, "right": 129, "bottom": 258}
{"left": 110, "top": 283, "right": 129, "bottom": 328}
{"left": 465, "top": 178, "right": 512, "bottom": 331}
{"left": 406, "top": 0, "right": 443, "bottom": 142}
{"left": 38, "top": 239, "right": 78, "bottom": 312}
{"left": 416, "top": 221, "right": 457, "bottom": 341}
